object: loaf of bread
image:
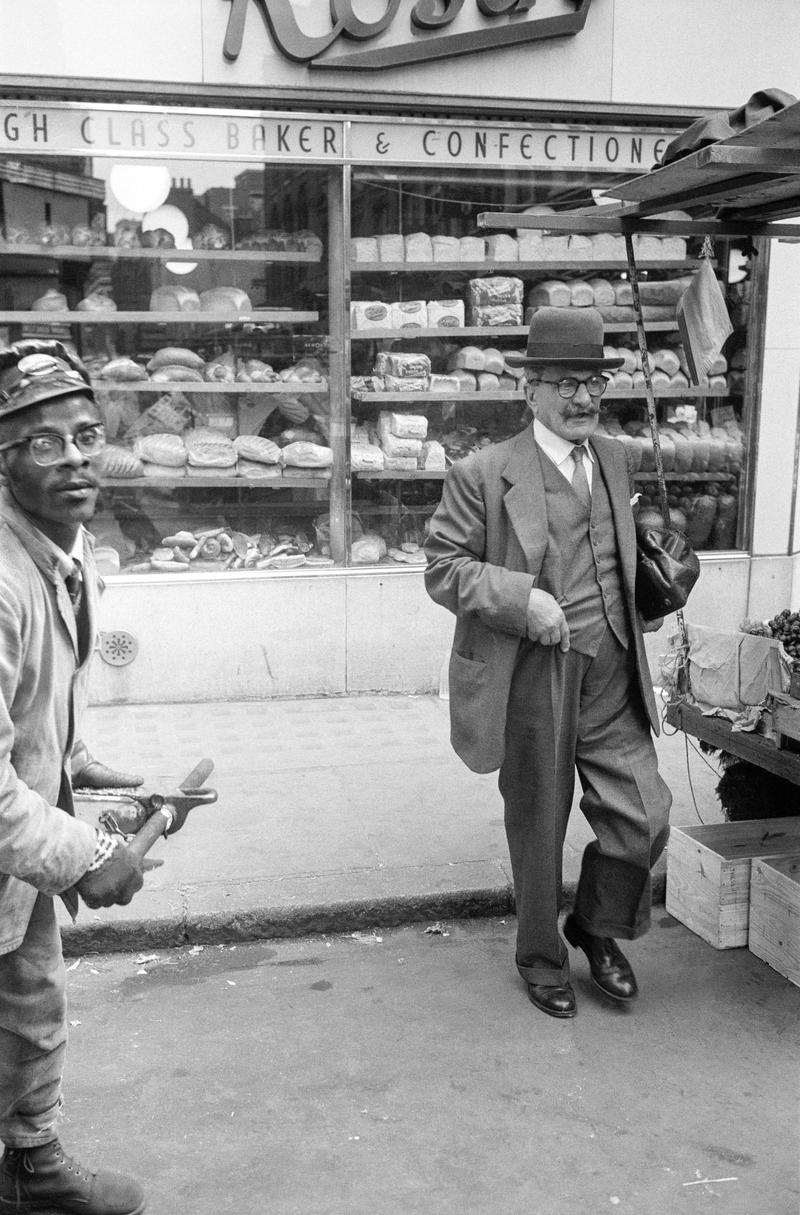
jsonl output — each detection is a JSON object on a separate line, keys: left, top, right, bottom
{"left": 204, "top": 360, "right": 236, "bottom": 383}
{"left": 570, "top": 279, "right": 595, "bottom": 307}
{"left": 459, "top": 236, "right": 485, "bottom": 261}
{"left": 237, "top": 359, "right": 278, "bottom": 383}
{"left": 567, "top": 235, "right": 593, "bottom": 260}
{"left": 528, "top": 280, "right": 570, "bottom": 308}
{"left": 482, "top": 348, "right": 505, "bottom": 375}
{"left": 142, "top": 462, "right": 186, "bottom": 478}
{"left": 233, "top": 435, "right": 281, "bottom": 465}
{"left": 652, "top": 348, "right": 681, "bottom": 376}
{"left": 477, "top": 372, "right": 501, "bottom": 391}
{"left": 404, "top": 232, "right": 433, "bottom": 262}
{"left": 385, "top": 413, "right": 428, "bottom": 440}
{"left": 186, "top": 463, "right": 237, "bottom": 478}
{"left": 151, "top": 366, "right": 204, "bottom": 383}
{"left": 351, "top": 237, "right": 379, "bottom": 262}
{"left": 99, "top": 446, "right": 144, "bottom": 479}
{"left": 185, "top": 428, "right": 237, "bottom": 468}
{"left": 427, "top": 300, "right": 465, "bottom": 327}
{"left": 516, "top": 231, "right": 548, "bottom": 260}
{"left": 350, "top": 444, "right": 385, "bottom": 471}
{"left": 451, "top": 346, "right": 485, "bottom": 371}
{"left": 199, "top": 287, "right": 252, "bottom": 315}
{"left": 450, "top": 369, "right": 478, "bottom": 390}
{"left": 612, "top": 371, "right": 634, "bottom": 389}
{"left": 383, "top": 374, "right": 429, "bottom": 393}
{"left": 613, "top": 277, "right": 691, "bottom": 306}
{"left": 377, "top": 415, "right": 422, "bottom": 458}
{"left": 32, "top": 289, "right": 67, "bottom": 311}
{"left": 390, "top": 300, "right": 428, "bottom": 329}
{"left": 485, "top": 234, "right": 518, "bottom": 261}
{"left": 150, "top": 286, "right": 201, "bottom": 312}
{"left": 147, "top": 347, "right": 204, "bottom": 372}
{"left": 236, "top": 459, "right": 283, "bottom": 479}
{"left": 632, "top": 235, "right": 663, "bottom": 259}
{"left": 660, "top": 237, "right": 688, "bottom": 260}
{"left": 99, "top": 357, "right": 147, "bottom": 382}
{"left": 77, "top": 292, "right": 115, "bottom": 312}
{"left": 590, "top": 233, "right": 626, "bottom": 261}
{"left": 588, "top": 278, "right": 615, "bottom": 306}
{"left": 281, "top": 441, "right": 333, "bottom": 468}
{"left": 428, "top": 374, "right": 462, "bottom": 394}
{"left": 351, "top": 300, "right": 392, "bottom": 330}
{"left": 134, "top": 433, "right": 188, "bottom": 467}
{"left": 432, "top": 235, "right": 460, "bottom": 262}
{"left": 540, "top": 234, "right": 570, "bottom": 259}
{"left": 420, "top": 440, "right": 446, "bottom": 471}
{"left": 377, "top": 234, "right": 404, "bottom": 261}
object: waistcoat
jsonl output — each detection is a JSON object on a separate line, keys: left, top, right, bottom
{"left": 535, "top": 443, "right": 629, "bottom": 657}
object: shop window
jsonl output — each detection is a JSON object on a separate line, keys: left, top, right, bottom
{"left": 347, "top": 165, "right": 754, "bottom": 566}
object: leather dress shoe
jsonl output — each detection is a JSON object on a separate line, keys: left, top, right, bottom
{"left": 526, "top": 980, "right": 577, "bottom": 1019}
{"left": 563, "top": 914, "right": 638, "bottom": 1002}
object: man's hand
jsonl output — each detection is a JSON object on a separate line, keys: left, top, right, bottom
{"left": 526, "top": 588, "right": 570, "bottom": 652}
{"left": 639, "top": 614, "right": 665, "bottom": 634}
{"left": 75, "top": 844, "right": 144, "bottom": 909}
{"left": 73, "top": 760, "right": 143, "bottom": 789}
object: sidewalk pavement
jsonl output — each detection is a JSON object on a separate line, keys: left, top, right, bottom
{"left": 59, "top": 692, "right": 724, "bottom": 954}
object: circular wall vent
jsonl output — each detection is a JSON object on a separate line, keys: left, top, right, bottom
{"left": 99, "top": 630, "right": 138, "bottom": 666}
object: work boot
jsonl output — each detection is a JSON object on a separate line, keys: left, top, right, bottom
{"left": 0, "top": 1139, "right": 145, "bottom": 1213}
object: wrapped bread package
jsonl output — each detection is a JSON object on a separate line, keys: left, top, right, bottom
{"left": 142, "top": 462, "right": 186, "bottom": 478}
{"left": 427, "top": 299, "right": 465, "bottom": 328}
{"left": 281, "top": 441, "right": 334, "bottom": 468}
{"left": 351, "top": 375, "right": 384, "bottom": 394}
{"left": 528, "top": 279, "right": 570, "bottom": 308}
{"left": 428, "top": 374, "right": 462, "bottom": 394}
{"left": 150, "top": 286, "right": 201, "bottom": 312}
{"left": 186, "top": 463, "right": 237, "bottom": 478}
{"left": 569, "top": 279, "right": 595, "bottom": 307}
{"left": 351, "top": 444, "right": 385, "bottom": 471}
{"left": 459, "top": 236, "right": 485, "bottom": 261}
{"left": 588, "top": 278, "right": 615, "bottom": 306}
{"left": 420, "top": 440, "right": 447, "bottom": 471}
{"left": 377, "top": 416, "right": 423, "bottom": 458}
{"left": 468, "top": 276, "right": 524, "bottom": 307}
{"left": 470, "top": 303, "right": 523, "bottom": 326}
{"left": 376, "top": 351, "right": 432, "bottom": 378}
{"left": 134, "top": 433, "right": 187, "bottom": 468}
{"left": 233, "top": 434, "right": 281, "bottom": 465}
{"left": 390, "top": 300, "right": 428, "bottom": 329}
{"left": 383, "top": 455, "right": 419, "bottom": 472}
{"left": 185, "top": 428, "right": 237, "bottom": 468}
{"left": 351, "top": 300, "right": 393, "bottom": 330}
{"left": 384, "top": 412, "right": 428, "bottom": 440}
{"left": 404, "top": 232, "right": 433, "bottom": 262}
{"left": 567, "top": 235, "right": 593, "bottom": 260}
{"left": 432, "top": 235, "right": 460, "bottom": 262}
{"left": 351, "top": 236, "right": 379, "bottom": 262}
{"left": 485, "top": 234, "right": 518, "bottom": 261}
{"left": 377, "top": 233, "right": 404, "bottom": 261}
{"left": 236, "top": 458, "right": 283, "bottom": 479}
{"left": 383, "top": 374, "right": 429, "bottom": 392}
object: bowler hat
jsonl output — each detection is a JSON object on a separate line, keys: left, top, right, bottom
{"left": 505, "top": 306, "right": 624, "bottom": 369}
{"left": 0, "top": 340, "right": 94, "bottom": 420}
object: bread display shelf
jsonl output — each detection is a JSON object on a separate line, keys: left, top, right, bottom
{"left": 633, "top": 471, "right": 736, "bottom": 483}
{"left": 351, "top": 260, "right": 703, "bottom": 274}
{"left": 101, "top": 472, "right": 331, "bottom": 489}
{"left": 351, "top": 388, "right": 726, "bottom": 404}
{"left": 353, "top": 470, "right": 446, "bottom": 481}
{"left": 350, "top": 321, "right": 678, "bottom": 340}
{"left": 0, "top": 244, "right": 321, "bottom": 264}
{"left": 96, "top": 380, "right": 328, "bottom": 395}
{"left": 0, "top": 310, "right": 319, "bottom": 324}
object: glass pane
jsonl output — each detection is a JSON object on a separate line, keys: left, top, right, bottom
{"left": 0, "top": 154, "right": 336, "bottom": 574}
{"left": 349, "top": 164, "right": 752, "bottom": 560}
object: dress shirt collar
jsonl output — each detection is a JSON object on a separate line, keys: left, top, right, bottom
{"left": 533, "top": 418, "right": 595, "bottom": 469}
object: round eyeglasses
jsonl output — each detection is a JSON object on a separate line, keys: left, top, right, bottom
{"left": 540, "top": 376, "right": 610, "bottom": 399}
{"left": 0, "top": 425, "right": 106, "bottom": 467}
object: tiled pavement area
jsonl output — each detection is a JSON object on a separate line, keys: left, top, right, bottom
{"left": 59, "top": 693, "right": 722, "bottom": 952}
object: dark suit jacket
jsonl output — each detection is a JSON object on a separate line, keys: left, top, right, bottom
{"left": 424, "top": 424, "right": 660, "bottom": 773}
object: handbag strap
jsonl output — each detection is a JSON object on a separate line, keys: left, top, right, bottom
{"left": 624, "top": 232, "right": 691, "bottom": 666}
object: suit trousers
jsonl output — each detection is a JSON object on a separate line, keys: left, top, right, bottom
{"left": 0, "top": 893, "right": 66, "bottom": 1148}
{"left": 499, "top": 626, "right": 671, "bottom": 986}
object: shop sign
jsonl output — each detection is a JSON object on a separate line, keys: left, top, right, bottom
{"left": 348, "top": 120, "right": 673, "bottom": 171}
{"left": 0, "top": 103, "right": 345, "bottom": 161}
{"left": 222, "top": 0, "right": 592, "bottom": 70}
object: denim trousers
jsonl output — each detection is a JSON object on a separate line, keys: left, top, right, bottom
{"left": 0, "top": 893, "right": 66, "bottom": 1148}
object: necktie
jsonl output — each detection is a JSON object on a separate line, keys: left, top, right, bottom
{"left": 65, "top": 561, "right": 83, "bottom": 615}
{"left": 570, "top": 445, "right": 591, "bottom": 509}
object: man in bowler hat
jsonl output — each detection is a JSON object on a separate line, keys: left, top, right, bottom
{"left": 424, "top": 307, "right": 671, "bottom": 1018}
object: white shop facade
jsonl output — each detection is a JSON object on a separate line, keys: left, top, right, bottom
{"left": 0, "top": 0, "right": 799, "bottom": 704}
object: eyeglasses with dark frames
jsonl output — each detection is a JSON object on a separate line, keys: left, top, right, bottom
{"left": 0, "top": 425, "right": 106, "bottom": 467}
{"left": 538, "top": 375, "right": 610, "bottom": 399}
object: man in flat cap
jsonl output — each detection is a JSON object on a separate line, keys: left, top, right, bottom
{"left": 425, "top": 307, "right": 671, "bottom": 1019}
{"left": 0, "top": 341, "right": 147, "bottom": 1212}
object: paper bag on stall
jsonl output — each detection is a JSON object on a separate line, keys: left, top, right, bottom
{"left": 676, "top": 259, "right": 733, "bottom": 386}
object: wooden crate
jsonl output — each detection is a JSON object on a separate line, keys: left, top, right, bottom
{"left": 748, "top": 856, "right": 800, "bottom": 987}
{"left": 665, "top": 817, "right": 800, "bottom": 948}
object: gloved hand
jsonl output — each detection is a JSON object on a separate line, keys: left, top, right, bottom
{"left": 73, "top": 760, "right": 144, "bottom": 789}
{"left": 76, "top": 843, "right": 144, "bottom": 909}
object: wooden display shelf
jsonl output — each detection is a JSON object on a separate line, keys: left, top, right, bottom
{"left": 102, "top": 472, "right": 331, "bottom": 489}
{"left": 633, "top": 471, "right": 736, "bottom": 483}
{"left": 351, "top": 388, "right": 727, "bottom": 404}
{"left": 0, "top": 310, "right": 319, "bottom": 324}
{"left": 351, "top": 259, "right": 701, "bottom": 274}
{"left": 665, "top": 701, "right": 800, "bottom": 783}
{"left": 95, "top": 380, "right": 328, "bottom": 394}
{"left": 0, "top": 244, "right": 321, "bottom": 263}
{"left": 350, "top": 321, "right": 678, "bottom": 341}
{"left": 353, "top": 470, "right": 446, "bottom": 481}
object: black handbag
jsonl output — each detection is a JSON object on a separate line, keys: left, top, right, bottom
{"left": 635, "top": 521, "right": 701, "bottom": 622}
